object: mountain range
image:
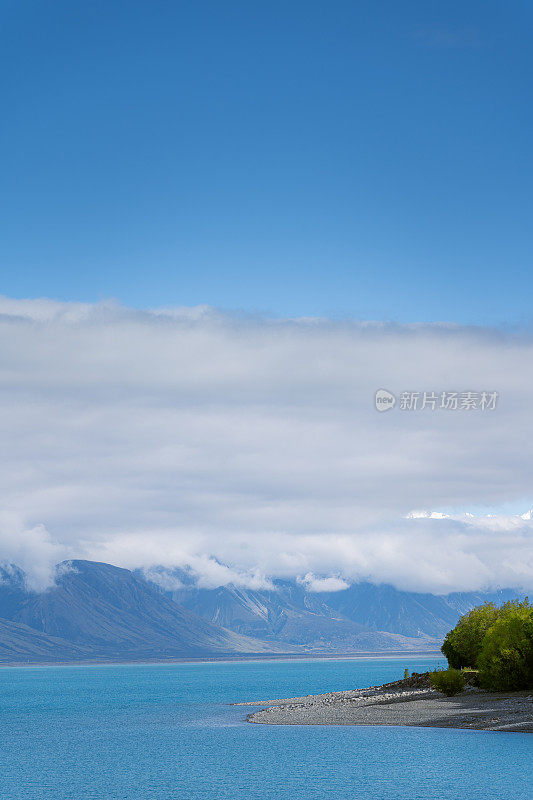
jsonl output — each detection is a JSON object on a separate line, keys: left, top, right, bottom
{"left": 143, "top": 567, "right": 517, "bottom": 651}
{"left": 0, "top": 561, "right": 285, "bottom": 663}
{"left": 0, "top": 560, "right": 520, "bottom": 664}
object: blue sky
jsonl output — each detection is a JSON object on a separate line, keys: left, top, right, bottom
{"left": 1, "top": 0, "right": 532, "bottom": 323}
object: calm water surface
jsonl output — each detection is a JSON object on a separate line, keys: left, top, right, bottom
{"left": 1, "top": 656, "right": 531, "bottom": 800}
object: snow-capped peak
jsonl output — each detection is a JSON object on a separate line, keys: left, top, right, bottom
{"left": 406, "top": 510, "right": 450, "bottom": 519}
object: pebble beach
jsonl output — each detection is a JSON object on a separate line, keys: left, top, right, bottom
{"left": 242, "top": 675, "right": 533, "bottom": 733}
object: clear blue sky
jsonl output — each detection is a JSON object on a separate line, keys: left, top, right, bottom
{"left": 1, "top": 0, "right": 532, "bottom": 323}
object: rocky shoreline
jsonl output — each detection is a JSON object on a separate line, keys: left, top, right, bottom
{"left": 241, "top": 673, "right": 533, "bottom": 733}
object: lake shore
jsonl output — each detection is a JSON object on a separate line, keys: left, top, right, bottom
{"left": 0, "top": 650, "right": 441, "bottom": 668}
{"left": 242, "top": 675, "right": 533, "bottom": 733}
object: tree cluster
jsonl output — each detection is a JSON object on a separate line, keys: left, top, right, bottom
{"left": 441, "top": 598, "right": 533, "bottom": 691}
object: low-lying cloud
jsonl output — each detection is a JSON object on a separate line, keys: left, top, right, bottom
{"left": 0, "top": 296, "right": 532, "bottom": 594}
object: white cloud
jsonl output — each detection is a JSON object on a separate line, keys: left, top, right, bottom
{"left": 0, "top": 512, "right": 68, "bottom": 591}
{"left": 0, "top": 296, "right": 532, "bottom": 593}
{"left": 142, "top": 560, "right": 274, "bottom": 592}
{"left": 141, "top": 567, "right": 188, "bottom": 592}
{"left": 300, "top": 573, "right": 350, "bottom": 593}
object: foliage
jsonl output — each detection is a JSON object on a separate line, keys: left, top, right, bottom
{"left": 429, "top": 668, "right": 465, "bottom": 696}
{"left": 440, "top": 635, "right": 463, "bottom": 669}
{"left": 441, "top": 602, "right": 500, "bottom": 669}
{"left": 478, "top": 599, "right": 533, "bottom": 691}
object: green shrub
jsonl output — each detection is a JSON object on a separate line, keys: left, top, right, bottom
{"left": 478, "top": 600, "right": 533, "bottom": 691}
{"left": 429, "top": 668, "right": 465, "bottom": 696}
{"left": 441, "top": 602, "right": 500, "bottom": 669}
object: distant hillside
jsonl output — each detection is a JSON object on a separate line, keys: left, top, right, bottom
{"left": 0, "top": 561, "right": 292, "bottom": 663}
{"left": 319, "top": 583, "right": 519, "bottom": 638}
{"left": 0, "top": 618, "right": 90, "bottom": 662}
{"left": 144, "top": 567, "right": 519, "bottom": 650}
{"left": 152, "top": 578, "right": 435, "bottom": 652}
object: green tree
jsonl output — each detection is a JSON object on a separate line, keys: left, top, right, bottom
{"left": 478, "top": 599, "right": 533, "bottom": 691}
{"left": 441, "top": 602, "right": 500, "bottom": 669}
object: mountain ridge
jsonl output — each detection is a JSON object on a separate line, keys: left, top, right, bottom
{"left": 0, "top": 559, "right": 520, "bottom": 664}
{"left": 0, "top": 560, "right": 294, "bottom": 663}
{"left": 143, "top": 567, "right": 520, "bottom": 648}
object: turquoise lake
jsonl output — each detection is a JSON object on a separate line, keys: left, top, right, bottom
{"left": 1, "top": 656, "right": 532, "bottom": 799}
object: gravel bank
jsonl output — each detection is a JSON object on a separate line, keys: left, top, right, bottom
{"left": 242, "top": 680, "right": 533, "bottom": 732}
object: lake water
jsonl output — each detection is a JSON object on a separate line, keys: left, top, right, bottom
{"left": 1, "top": 656, "right": 531, "bottom": 799}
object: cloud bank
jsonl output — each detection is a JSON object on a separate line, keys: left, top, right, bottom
{"left": 0, "top": 296, "right": 532, "bottom": 593}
